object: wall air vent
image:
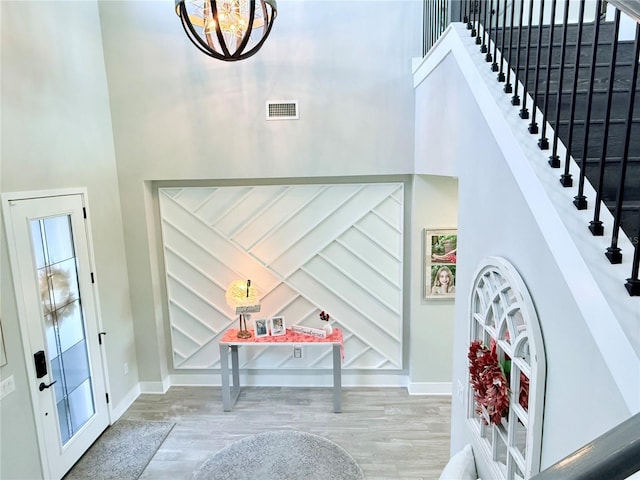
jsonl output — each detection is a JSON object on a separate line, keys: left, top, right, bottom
{"left": 266, "top": 101, "right": 299, "bottom": 120}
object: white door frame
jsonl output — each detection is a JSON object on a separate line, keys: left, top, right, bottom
{"left": 2, "top": 187, "right": 112, "bottom": 479}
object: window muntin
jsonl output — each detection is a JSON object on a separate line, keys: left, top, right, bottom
{"left": 467, "top": 257, "right": 546, "bottom": 480}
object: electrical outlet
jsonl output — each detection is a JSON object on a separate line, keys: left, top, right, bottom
{"left": 0, "top": 375, "right": 16, "bottom": 400}
{"left": 293, "top": 346, "right": 302, "bottom": 358}
{"left": 124, "top": 363, "right": 129, "bottom": 375}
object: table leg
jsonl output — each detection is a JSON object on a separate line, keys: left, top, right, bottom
{"left": 230, "top": 345, "right": 240, "bottom": 402}
{"left": 220, "top": 344, "right": 231, "bottom": 411}
{"left": 332, "top": 344, "right": 342, "bottom": 413}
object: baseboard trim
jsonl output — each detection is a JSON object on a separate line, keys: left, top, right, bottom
{"left": 407, "top": 382, "right": 452, "bottom": 395}
{"left": 110, "top": 383, "right": 141, "bottom": 422}
{"left": 169, "top": 372, "right": 409, "bottom": 388}
{"left": 127, "top": 377, "right": 446, "bottom": 402}
{"left": 139, "top": 378, "right": 171, "bottom": 394}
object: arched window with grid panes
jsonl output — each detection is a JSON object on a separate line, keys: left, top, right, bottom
{"left": 467, "top": 257, "right": 546, "bottom": 480}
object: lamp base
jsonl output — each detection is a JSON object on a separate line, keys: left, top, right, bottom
{"left": 237, "top": 329, "right": 252, "bottom": 339}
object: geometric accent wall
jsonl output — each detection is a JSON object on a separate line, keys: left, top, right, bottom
{"left": 158, "top": 183, "right": 404, "bottom": 371}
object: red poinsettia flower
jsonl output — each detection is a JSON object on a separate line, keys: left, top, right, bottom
{"left": 468, "top": 340, "right": 510, "bottom": 425}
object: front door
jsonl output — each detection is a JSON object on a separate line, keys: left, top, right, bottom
{"left": 3, "top": 192, "right": 109, "bottom": 479}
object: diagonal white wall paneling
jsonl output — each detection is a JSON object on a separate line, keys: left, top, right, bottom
{"left": 159, "top": 183, "right": 404, "bottom": 370}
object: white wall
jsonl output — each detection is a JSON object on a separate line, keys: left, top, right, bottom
{"left": 96, "top": 0, "right": 424, "bottom": 387}
{"left": 409, "top": 175, "right": 458, "bottom": 393}
{"left": 0, "top": 2, "right": 138, "bottom": 478}
{"left": 414, "top": 25, "right": 636, "bottom": 476}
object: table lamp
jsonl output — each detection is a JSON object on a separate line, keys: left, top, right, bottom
{"left": 225, "top": 279, "right": 260, "bottom": 339}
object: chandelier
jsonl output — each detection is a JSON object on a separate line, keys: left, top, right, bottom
{"left": 175, "top": 0, "right": 277, "bottom": 61}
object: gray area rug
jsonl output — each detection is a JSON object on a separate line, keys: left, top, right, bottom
{"left": 193, "top": 430, "right": 365, "bottom": 480}
{"left": 64, "top": 419, "right": 175, "bottom": 480}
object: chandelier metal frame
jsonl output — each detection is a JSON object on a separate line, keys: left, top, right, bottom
{"left": 175, "top": 0, "right": 277, "bottom": 61}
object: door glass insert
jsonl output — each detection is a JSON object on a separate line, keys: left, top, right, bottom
{"left": 31, "top": 215, "right": 95, "bottom": 445}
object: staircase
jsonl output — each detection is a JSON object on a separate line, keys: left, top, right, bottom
{"left": 418, "top": 3, "right": 640, "bottom": 479}
{"left": 491, "top": 19, "right": 640, "bottom": 239}
{"left": 451, "top": 0, "right": 640, "bottom": 295}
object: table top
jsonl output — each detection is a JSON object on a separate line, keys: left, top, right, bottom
{"left": 220, "top": 327, "right": 343, "bottom": 346}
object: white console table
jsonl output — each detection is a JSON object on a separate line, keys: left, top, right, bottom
{"left": 219, "top": 328, "right": 344, "bottom": 413}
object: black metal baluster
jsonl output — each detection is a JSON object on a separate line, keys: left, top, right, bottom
{"left": 574, "top": 0, "right": 602, "bottom": 210}
{"left": 590, "top": 9, "right": 620, "bottom": 237}
{"left": 512, "top": 1, "right": 526, "bottom": 105}
{"left": 422, "top": 0, "right": 430, "bottom": 57}
{"left": 472, "top": 0, "right": 478, "bottom": 37}
{"left": 467, "top": 0, "right": 474, "bottom": 29}
{"left": 442, "top": 0, "right": 447, "bottom": 39}
{"left": 486, "top": 0, "right": 494, "bottom": 62}
{"left": 445, "top": 0, "right": 450, "bottom": 34}
{"left": 519, "top": 0, "right": 535, "bottom": 119}
{"left": 430, "top": 0, "right": 435, "bottom": 48}
{"left": 442, "top": 0, "right": 447, "bottom": 38}
{"left": 504, "top": 0, "right": 516, "bottom": 93}
{"left": 433, "top": 0, "right": 442, "bottom": 44}
{"left": 548, "top": 0, "right": 571, "bottom": 167}
{"left": 538, "top": 0, "right": 557, "bottom": 150}
{"left": 481, "top": 0, "right": 488, "bottom": 50}
{"left": 626, "top": 213, "right": 640, "bottom": 295}
{"left": 528, "top": 0, "right": 546, "bottom": 134}
{"left": 476, "top": 0, "right": 483, "bottom": 44}
{"left": 423, "top": 0, "right": 428, "bottom": 55}
{"left": 436, "top": 0, "right": 440, "bottom": 42}
{"left": 491, "top": 0, "right": 500, "bottom": 71}
{"left": 606, "top": 22, "right": 640, "bottom": 265}
{"left": 498, "top": 0, "right": 508, "bottom": 81}
{"left": 438, "top": 0, "right": 443, "bottom": 41}
{"left": 464, "top": 0, "right": 469, "bottom": 24}
{"left": 431, "top": 0, "right": 435, "bottom": 49}
{"left": 559, "top": 0, "right": 586, "bottom": 187}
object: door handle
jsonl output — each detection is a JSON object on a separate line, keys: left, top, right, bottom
{"left": 39, "top": 381, "right": 57, "bottom": 391}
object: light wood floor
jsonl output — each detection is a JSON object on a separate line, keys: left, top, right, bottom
{"left": 121, "top": 386, "right": 452, "bottom": 480}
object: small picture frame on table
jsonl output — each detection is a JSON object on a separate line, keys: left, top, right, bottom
{"left": 269, "top": 316, "right": 286, "bottom": 336}
{"left": 254, "top": 318, "right": 269, "bottom": 337}
{"left": 424, "top": 228, "right": 457, "bottom": 299}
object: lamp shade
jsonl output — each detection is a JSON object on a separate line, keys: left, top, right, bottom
{"left": 225, "top": 279, "right": 259, "bottom": 309}
{"left": 175, "top": 0, "right": 277, "bottom": 61}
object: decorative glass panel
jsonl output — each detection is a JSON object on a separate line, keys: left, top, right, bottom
{"left": 492, "top": 298, "right": 503, "bottom": 321}
{"left": 56, "top": 399, "right": 71, "bottom": 444}
{"left": 513, "top": 461, "right": 524, "bottom": 480}
{"left": 30, "top": 216, "right": 95, "bottom": 446}
{"left": 43, "top": 216, "right": 74, "bottom": 265}
{"left": 495, "top": 429, "right": 508, "bottom": 465}
{"left": 62, "top": 341, "right": 91, "bottom": 394}
{"left": 516, "top": 338, "right": 531, "bottom": 367}
{"left": 514, "top": 415, "right": 528, "bottom": 459}
{"left": 68, "top": 379, "right": 94, "bottom": 433}
{"left": 31, "top": 221, "right": 46, "bottom": 269}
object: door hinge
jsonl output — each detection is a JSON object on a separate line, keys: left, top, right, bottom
{"left": 98, "top": 332, "right": 107, "bottom": 345}
{"left": 91, "top": 272, "right": 95, "bottom": 283}
{"left": 106, "top": 393, "right": 110, "bottom": 404}
{"left": 83, "top": 207, "right": 87, "bottom": 219}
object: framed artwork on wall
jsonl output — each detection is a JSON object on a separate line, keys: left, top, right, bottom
{"left": 424, "top": 229, "right": 457, "bottom": 299}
